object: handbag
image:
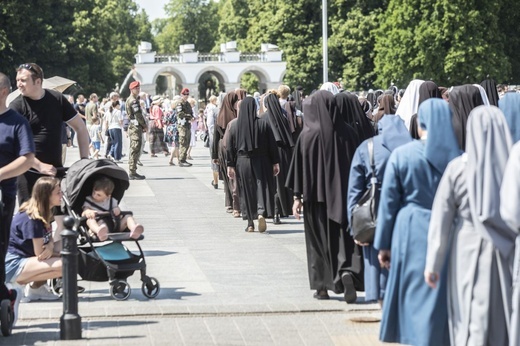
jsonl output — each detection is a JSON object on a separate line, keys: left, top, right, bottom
{"left": 351, "top": 138, "right": 380, "bottom": 243}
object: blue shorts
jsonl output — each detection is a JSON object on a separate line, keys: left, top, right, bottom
{"left": 92, "top": 141, "right": 101, "bottom": 150}
{"left": 4, "top": 252, "right": 28, "bottom": 284}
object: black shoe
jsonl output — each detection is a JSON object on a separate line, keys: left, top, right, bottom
{"left": 179, "top": 160, "right": 192, "bottom": 167}
{"left": 273, "top": 214, "right": 281, "bottom": 224}
{"left": 129, "top": 173, "right": 146, "bottom": 180}
{"left": 142, "top": 150, "right": 148, "bottom": 154}
{"left": 313, "top": 290, "right": 330, "bottom": 300}
{"left": 342, "top": 273, "right": 357, "bottom": 304}
{"left": 137, "top": 160, "right": 143, "bottom": 166}
{"left": 211, "top": 180, "right": 218, "bottom": 189}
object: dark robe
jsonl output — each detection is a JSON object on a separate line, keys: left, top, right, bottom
{"left": 263, "top": 94, "right": 294, "bottom": 217}
{"left": 286, "top": 90, "right": 364, "bottom": 294}
{"left": 449, "top": 85, "right": 484, "bottom": 151}
{"left": 418, "top": 81, "right": 442, "bottom": 104}
{"left": 213, "top": 92, "right": 238, "bottom": 209}
{"left": 227, "top": 97, "right": 280, "bottom": 224}
{"left": 335, "top": 92, "right": 374, "bottom": 144}
{"left": 480, "top": 79, "right": 499, "bottom": 106}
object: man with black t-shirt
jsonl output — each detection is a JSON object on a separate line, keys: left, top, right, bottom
{"left": 0, "top": 72, "right": 35, "bottom": 324}
{"left": 9, "top": 63, "right": 89, "bottom": 204}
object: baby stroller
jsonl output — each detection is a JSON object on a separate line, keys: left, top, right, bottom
{"left": 61, "top": 159, "right": 160, "bottom": 300}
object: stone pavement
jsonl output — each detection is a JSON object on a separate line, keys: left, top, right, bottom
{"left": 5, "top": 139, "right": 384, "bottom": 345}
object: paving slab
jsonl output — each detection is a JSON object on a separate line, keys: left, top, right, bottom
{"left": 4, "top": 141, "right": 383, "bottom": 345}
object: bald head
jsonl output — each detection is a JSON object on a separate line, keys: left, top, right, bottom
{"left": 0, "top": 73, "right": 11, "bottom": 90}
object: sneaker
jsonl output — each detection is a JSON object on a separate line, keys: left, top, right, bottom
{"left": 129, "top": 173, "right": 146, "bottom": 180}
{"left": 24, "top": 284, "right": 60, "bottom": 301}
{"left": 9, "top": 288, "right": 21, "bottom": 326}
{"left": 258, "top": 215, "right": 267, "bottom": 233}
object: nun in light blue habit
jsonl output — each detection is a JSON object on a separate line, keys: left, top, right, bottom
{"left": 347, "top": 115, "right": 412, "bottom": 302}
{"left": 499, "top": 91, "right": 520, "bottom": 143}
{"left": 374, "top": 98, "right": 461, "bottom": 346}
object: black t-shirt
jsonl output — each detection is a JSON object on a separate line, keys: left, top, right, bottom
{"left": 10, "top": 89, "right": 77, "bottom": 167}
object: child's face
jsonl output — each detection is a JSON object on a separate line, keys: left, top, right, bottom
{"left": 49, "top": 185, "right": 63, "bottom": 208}
{"left": 91, "top": 189, "right": 109, "bottom": 203}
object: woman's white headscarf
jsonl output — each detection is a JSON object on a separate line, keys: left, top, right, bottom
{"left": 395, "top": 79, "right": 424, "bottom": 129}
{"left": 320, "top": 82, "right": 339, "bottom": 95}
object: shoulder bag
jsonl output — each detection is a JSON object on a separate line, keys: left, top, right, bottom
{"left": 350, "top": 138, "right": 381, "bottom": 243}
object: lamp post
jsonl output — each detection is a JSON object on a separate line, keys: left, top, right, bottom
{"left": 322, "top": 0, "right": 328, "bottom": 83}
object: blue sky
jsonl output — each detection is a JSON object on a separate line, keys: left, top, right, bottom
{"left": 135, "top": 0, "right": 169, "bottom": 21}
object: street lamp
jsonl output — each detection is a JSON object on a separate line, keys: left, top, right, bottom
{"left": 322, "top": 0, "right": 328, "bottom": 83}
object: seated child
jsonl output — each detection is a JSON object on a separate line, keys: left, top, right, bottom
{"left": 82, "top": 176, "right": 144, "bottom": 241}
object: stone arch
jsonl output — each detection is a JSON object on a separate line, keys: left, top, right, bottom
{"left": 195, "top": 66, "right": 229, "bottom": 85}
{"left": 195, "top": 67, "right": 228, "bottom": 102}
{"left": 152, "top": 67, "right": 187, "bottom": 97}
{"left": 237, "top": 66, "right": 272, "bottom": 93}
{"left": 237, "top": 66, "right": 269, "bottom": 85}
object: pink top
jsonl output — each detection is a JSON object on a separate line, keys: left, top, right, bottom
{"left": 150, "top": 105, "right": 164, "bottom": 129}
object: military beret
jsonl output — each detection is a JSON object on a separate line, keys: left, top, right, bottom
{"left": 129, "top": 81, "right": 141, "bottom": 90}
{"left": 181, "top": 88, "right": 190, "bottom": 95}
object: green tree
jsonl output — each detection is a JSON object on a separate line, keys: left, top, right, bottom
{"left": 156, "top": 0, "right": 219, "bottom": 53}
{"left": 374, "top": 0, "right": 511, "bottom": 88}
{"left": 440, "top": 0, "right": 510, "bottom": 85}
{"left": 215, "top": 0, "right": 250, "bottom": 52}
{"left": 329, "top": 0, "right": 385, "bottom": 90}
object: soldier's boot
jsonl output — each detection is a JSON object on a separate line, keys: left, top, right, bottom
{"left": 129, "top": 172, "right": 146, "bottom": 180}
{"left": 179, "top": 160, "right": 192, "bottom": 167}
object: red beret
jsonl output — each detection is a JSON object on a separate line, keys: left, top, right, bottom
{"left": 129, "top": 81, "right": 141, "bottom": 90}
{"left": 181, "top": 88, "right": 190, "bottom": 95}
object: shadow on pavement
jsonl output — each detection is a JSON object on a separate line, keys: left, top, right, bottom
{"left": 143, "top": 250, "right": 176, "bottom": 256}
{"left": 267, "top": 229, "right": 304, "bottom": 234}
{"left": 83, "top": 287, "right": 200, "bottom": 301}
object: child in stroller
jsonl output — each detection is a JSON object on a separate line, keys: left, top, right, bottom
{"left": 82, "top": 176, "right": 144, "bottom": 241}
{"left": 60, "top": 159, "right": 159, "bottom": 300}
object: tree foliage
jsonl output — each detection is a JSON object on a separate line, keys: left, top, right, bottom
{"left": 374, "top": 0, "right": 513, "bottom": 87}
{"left": 0, "top": 0, "right": 152, "bottom": 94}
{"left": 2, "top": 0, "right": 520, "bottom": 94}
{"left": 155, "top": 0, "right": 219, "bottom": 53}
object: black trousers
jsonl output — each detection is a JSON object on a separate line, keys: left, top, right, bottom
{"left": 0, "top": 193, "right": 16, "bottom": 299}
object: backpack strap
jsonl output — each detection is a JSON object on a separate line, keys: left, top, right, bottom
{"left": 367, "top": 138, "right": 377, "bottom": 184}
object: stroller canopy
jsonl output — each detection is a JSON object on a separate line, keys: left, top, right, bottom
{"left": 62, "top": 159, "right": 130, "bottom": 214}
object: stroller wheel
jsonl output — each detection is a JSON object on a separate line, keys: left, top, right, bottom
{"left": 0, "top": 299, "right": 13, "bottom": 336}
{"left": 110, "top": 280, "right": 131, "bottom": 301}
{"left": 141, "top": 276, "right": 160, "bottom": 299}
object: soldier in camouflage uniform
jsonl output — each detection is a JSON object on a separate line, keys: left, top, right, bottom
{"left": 125, "top": 81, "right": 147, "bottom": 179}
{"left": 177, "top": 88, "right": 194, "bottom": 167}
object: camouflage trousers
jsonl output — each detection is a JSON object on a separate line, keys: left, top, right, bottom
{"left": 178, "top": 125, "right": 191, "bottom": 161}
{"left": 128, "top": 125, "right": 143, "bottom": 174}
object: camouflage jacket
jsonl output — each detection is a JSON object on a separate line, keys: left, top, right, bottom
{"left": 125, "top": 94, "right": 147, "bottom": 128}
{"left": 176, "top": 100, "right": 193, "bottom": 127}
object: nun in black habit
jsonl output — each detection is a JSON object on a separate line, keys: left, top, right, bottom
{"left": 334, "top": 92, "right": 374, "bottom": 143}
{"left": 448, "top": 84, "right": 484, "bottom": 151}
{"left": 286, "top": 90, "right": 364, "bottom": 302}
{"left": 263, "top": 93, "right": 295, "bottom": 223}
{"left": 227, "top": 97, "right": 280, "bottom": 233}
{"left": 409, "top": 81, "right": 442, "bottom": 139}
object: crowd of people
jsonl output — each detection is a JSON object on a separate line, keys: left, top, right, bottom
{"left": 2, "top": 61, "right": 520, "bottom": 345}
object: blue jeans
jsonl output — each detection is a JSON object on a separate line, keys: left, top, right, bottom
{"left": 109, "top": 128, "right": 123, "bottom": 160}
